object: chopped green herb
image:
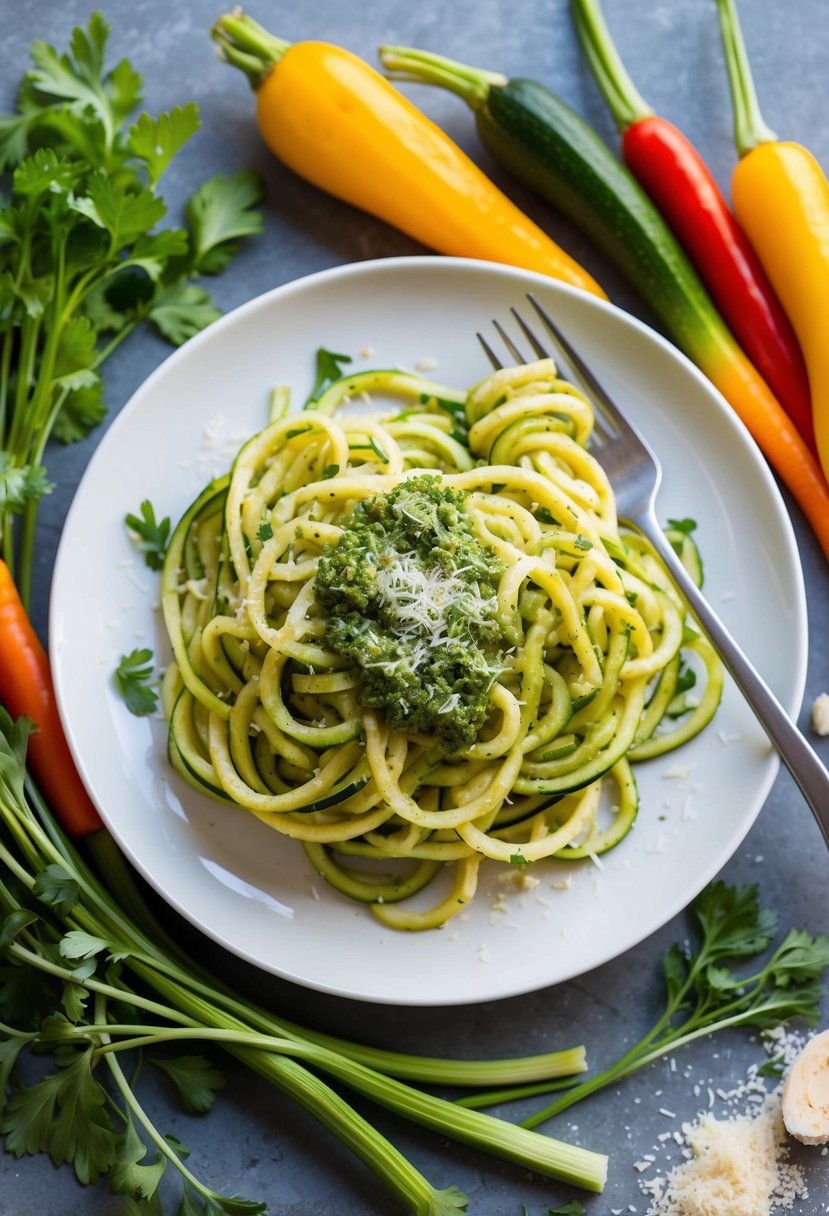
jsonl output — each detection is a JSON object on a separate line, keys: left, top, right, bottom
{"left": 756, "top": 1055, "right": 786, "bottom": 1080}
{"left": 114, "top": 649, "right": 158, "bottom": 716}
{"left": 321, "top": 464, "right": 340, "bottom": 480}
{"left": 256, "top": 521, "right": 274, "bottom": 542}
{"left": 667, "top": 517, "right": 697, "bottom": 534}
{"left": 574, "top": 535, "right": 592, "bottom": 551}
{"left": 549, "top": 1203, "right": 586, "bottom": 1216}
{"left": 509, "top": 853, "right": 529, "bottom": 867}
{"left": 369, "top": 436, "right": 389, "bottom": 462}
{"left": 286, "top": 426, "right": 311, "bottom": 440}
{"left": 306, "top": 347, "right": 353, "bottom": 405}
{"left": 125, "top": 499, "right": 171, "bottom": 570}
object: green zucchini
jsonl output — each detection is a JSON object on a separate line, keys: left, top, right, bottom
{"left": 307, "top": 368, "right": 466, "bottom": 416}
{"left": 302, "top": 842, "right": 442, "bottom": 904}
{"left": 553, "top": 758, "right": 638, "bottom": 858}
{"left": 379, "top": 46, "right": 735, "bottom": 371}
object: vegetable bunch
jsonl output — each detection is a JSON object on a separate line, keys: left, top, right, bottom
{"left": 377, "top": 44, "right": 829, "bottom": 562}
{"left": 0, "top": 710, "right": 607, "bottom": 1213}
{"left": 0, "top": 11, "right": 264, "bottom": 603}
{"left": 570, "top": 0, "right": 816, "bottom": 456}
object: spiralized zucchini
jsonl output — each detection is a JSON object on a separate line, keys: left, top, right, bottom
{"left": 160, "top": 356, "right": 722, "bottom": 930}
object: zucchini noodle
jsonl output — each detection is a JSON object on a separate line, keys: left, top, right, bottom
{"left": 160, "top": 356, "right": 722, "bottom": 930}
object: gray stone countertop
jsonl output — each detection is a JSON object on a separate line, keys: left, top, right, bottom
{"left": 2, "top": 1, "right": 828, "bottom": 1213}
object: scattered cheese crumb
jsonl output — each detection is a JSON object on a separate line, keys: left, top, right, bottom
{"left": 415, "top": 355, "right": 438, "bottom": 371}
{"left": 662, "top": 764, "right": 695, "bottom": 780}
{"left": 811, "top": 692, "right": 829, "bottom": 736}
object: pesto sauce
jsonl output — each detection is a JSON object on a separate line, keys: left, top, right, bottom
{"left": 315, "top": 476, "right": 506, "bottom": 753}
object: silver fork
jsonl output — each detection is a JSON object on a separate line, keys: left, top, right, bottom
{"left": 479, "top": 293, "right": 829, "bottom": 844}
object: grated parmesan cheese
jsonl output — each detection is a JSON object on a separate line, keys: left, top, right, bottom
{"left": 639, "top": 1028, "right": 813, "bottom": 1215}
{"left": 643, "top": 1094, "right": 807, "bottom": 1216}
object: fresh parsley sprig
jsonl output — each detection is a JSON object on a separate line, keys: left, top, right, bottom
{"left": 125, "top": 499, "right": 171, "bottom": 571}
{"left": 457, "top": 881, "right": 829, "bottom": 1123}
{"left": 0, "top": 12, "right": 264, "bottom": 602}
{"left": 114, "top": 648, "right": 158, "bottom": 716}
{"left": 0, "top": 704, "right": 605, "bottom": 1211}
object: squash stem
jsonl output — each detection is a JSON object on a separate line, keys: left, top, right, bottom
{"left": 714, "top": 0, "right": 777, "bottom": 156}
{"left": 212, "top": 11, "right": 291, "bottom": 88}
{"left": 379, "top": 45, "right": 506, "bottom": 110}
{"left": 570, "top": 0, "right": 653, "bottom": 131}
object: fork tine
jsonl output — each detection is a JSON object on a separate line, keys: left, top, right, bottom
{"left": 510, "top": 306, "right": 550, "bottom": 360}
{"left": 493, "top": 318, "right": 529, "bottom": 366}
{"left": 476, "top": 331, "right": 503, "bottom": 371}
{"left": 526, "top": 292, "right": 629, "bottom": 435}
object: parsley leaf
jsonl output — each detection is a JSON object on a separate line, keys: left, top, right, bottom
{"left": 32, "top": 864, "right": 80, "bottom": 916}
{"left": 125, "top": 499, "right": 171, "bottom": 570}
{"left": 256, "top": 521, "right": 274, "bottom": 542}
{"left": 148, "top": 281, "right": 221, "bottom": 345}
{"left": 109, "top": 1117, "right": 167, "bottom": 1200}
{"left": 1, "top": 1046, "right": 120, "bottom": 1183}
{"left": 51, "top": 382, "right": 108, "bottom": 444}
{"left": 185, "top": 169, "right": 265, "bottom": 275}
{"left": 0, "top": 454, "right": 53, "bottom": 513}
{"left": 128, "top": 103, "right": 201, "bottom": 185}
{"left": 666, "top": 517, "right": 697, "bottom": 534}
{"left": 306, "top": 347, "right": 352, "bottom": 405}
{"left": 549, "top": 1203, "right": 586, "bottom": 1216}
{"left": 114, "top": 649, "right": 158, "bottom": 716}
{"left": 151, "top": 1054, "right": 226, "bottom": 1114}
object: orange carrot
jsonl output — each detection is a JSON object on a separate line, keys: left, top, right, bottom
{"left": 0, "top": 559, "right": 102, "bottom": 837}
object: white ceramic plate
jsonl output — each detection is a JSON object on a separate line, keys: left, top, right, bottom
{"left": 50, "top": 257, "right": 807, "bottom": 1006}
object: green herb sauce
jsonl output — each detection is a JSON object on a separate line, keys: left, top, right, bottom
{"left": 315, "top": 476, "right": 506, "bottom": 753}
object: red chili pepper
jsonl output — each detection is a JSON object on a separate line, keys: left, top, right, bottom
{"left": 571, "top": 0, "right": 816, "bottom": 456}
{"left": 0, "top": 558, "right": 103, "bottom": 837}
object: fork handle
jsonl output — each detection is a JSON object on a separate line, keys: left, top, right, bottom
{"left": 641, "top": 520, "right": 829, "bottom": 845}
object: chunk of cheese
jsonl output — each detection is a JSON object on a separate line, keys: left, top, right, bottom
{"left": 782, "top": 1027, "right": 829, "bottom": 1145}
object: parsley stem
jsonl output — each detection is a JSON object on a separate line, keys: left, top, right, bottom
{"left": 102, "top": 1029, "right": 222, "bottom": 1201}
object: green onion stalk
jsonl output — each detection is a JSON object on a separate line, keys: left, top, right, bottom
{"left": 0, "top": 712, "right": 607, "bottom": 1211}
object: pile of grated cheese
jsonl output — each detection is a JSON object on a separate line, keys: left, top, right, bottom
{"left": 642, "top": 1093, "right": 806, "bottom": 1215}
{"left": 636, "top": 1028, "right": 811, "bottom": 1216}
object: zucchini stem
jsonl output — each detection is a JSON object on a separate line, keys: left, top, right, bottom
{"left": 570, "top": 0, "right": 653, "bottom": 131}
{"left": 379, "top": 45, "right": 506, "bottom": 109}
{"left": 212, "top": 11, "right": 291, "bottom": 88}
{"left": 714, "top": 0, "right": 777, "bottom": 156}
